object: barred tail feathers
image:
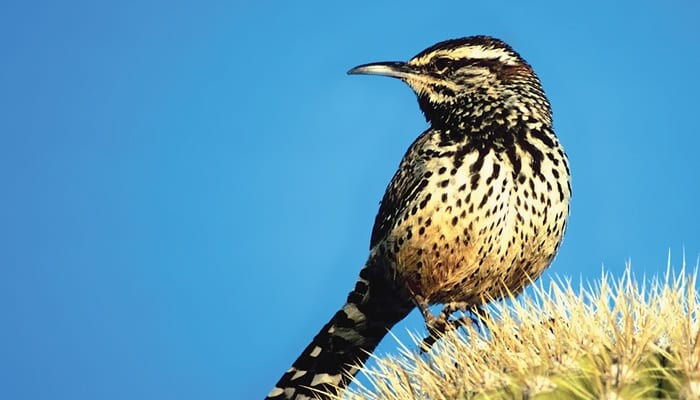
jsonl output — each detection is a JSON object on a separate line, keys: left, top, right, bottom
{"left": 265, "top": 260, "right": 412, "bottom": 400}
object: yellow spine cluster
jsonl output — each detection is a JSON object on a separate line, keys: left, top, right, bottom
{"left": 336, "top": 264, "right": 699, "bottom": 399}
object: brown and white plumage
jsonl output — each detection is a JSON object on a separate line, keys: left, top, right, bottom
{"left": 266, "top": 35, "right": 570, "bottom": 400}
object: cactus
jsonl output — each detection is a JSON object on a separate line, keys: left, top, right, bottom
{"left": 333, "top": 264, "right": 700, "bottom": 400}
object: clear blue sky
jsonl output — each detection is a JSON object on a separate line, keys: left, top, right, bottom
{"left": 1, "top": 1, "right": 699, "bottom": 399}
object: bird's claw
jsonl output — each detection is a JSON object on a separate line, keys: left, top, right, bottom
{"left": 413, "top": 298, "right": 484, "bottom": 353}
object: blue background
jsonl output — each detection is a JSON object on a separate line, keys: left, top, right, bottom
{"left": 1, "top": 1, "right": 699, "bottom": 399}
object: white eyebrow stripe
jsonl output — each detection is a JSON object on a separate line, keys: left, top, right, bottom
{"left": 451, "top": 46, "right": 519, "bottom": 64}
{"left": 412, "top": 46, "right": 519, "bottom": 67}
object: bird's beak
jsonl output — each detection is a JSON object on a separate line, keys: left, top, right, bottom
{"left": 347, "top": 61, "right": 415, "bottom": 79}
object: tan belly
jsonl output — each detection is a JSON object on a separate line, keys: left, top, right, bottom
{"left": 389, "top": 155, "right": 568, "bottom": 305}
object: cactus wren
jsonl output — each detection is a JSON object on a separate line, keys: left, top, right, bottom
{"left": 266, "top": 36, "right": 571, "bottom": 400}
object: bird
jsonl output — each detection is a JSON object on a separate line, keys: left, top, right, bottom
{"left": 265, "top": 35, "right": 571, "bottom": 400}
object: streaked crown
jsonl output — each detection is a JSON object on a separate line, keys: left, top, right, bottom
{"left": 349, "top": 36, "right": 551, "bottom": 130}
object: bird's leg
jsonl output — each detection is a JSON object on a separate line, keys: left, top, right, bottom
{"left": 413, "top": 295, "right": 449, "bottom": 352}
{"left": 416, "top": 300, "right": 486, "bottom": 352}
{"left": 413, "top": 295, "right": 437, "bottom": 326}
{"left": 413, "top": 295, "right": 444, "bottom": 352}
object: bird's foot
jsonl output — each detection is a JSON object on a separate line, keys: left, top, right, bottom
{"left": 414, "top": 298, "right": 485, "bottom": 353}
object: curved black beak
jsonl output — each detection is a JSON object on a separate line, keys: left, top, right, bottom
{"left": 347, "top": 61, "right": 414, "bottom": 79}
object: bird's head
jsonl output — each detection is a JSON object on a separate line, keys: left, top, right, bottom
{"left": 348, "top": 36, "right": 551, "bottom": 130}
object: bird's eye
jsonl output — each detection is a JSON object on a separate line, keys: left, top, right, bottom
{"left": 433, "top": 57, "right": 452, "bottom": 72}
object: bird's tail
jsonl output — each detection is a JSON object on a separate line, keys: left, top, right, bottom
{"left": 265, "top": 257, "right": 413, "bottom": 400}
